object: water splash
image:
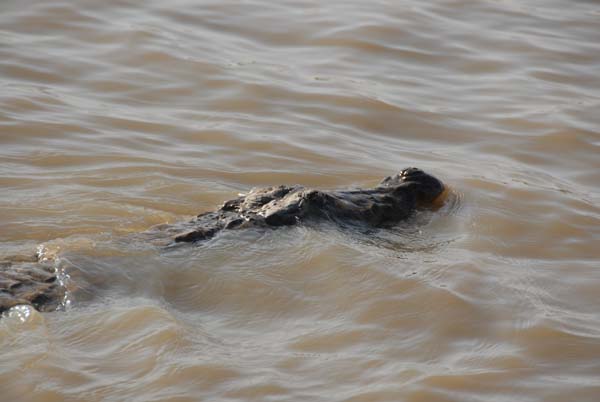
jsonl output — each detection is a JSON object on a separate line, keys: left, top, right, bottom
{"left": 37, "top": 244, "right": 72, "bottom": 311}
{"left": 2, "top": 304, "right": 34, "bottom": 323}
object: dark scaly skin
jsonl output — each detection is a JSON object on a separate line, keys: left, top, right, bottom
{"left": 171, "top": 167, "right": 445, "bottom": 243}
{"left": 0, "top": 260, "right": 64, "bottom": 314}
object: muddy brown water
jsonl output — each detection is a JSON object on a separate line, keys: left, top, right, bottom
{"left": 1, "top": 1, "right": 599, "bottom": 401}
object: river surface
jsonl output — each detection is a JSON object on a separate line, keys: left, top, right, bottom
{"left": 1, "top": 1, "right": 599, "bottom": 401}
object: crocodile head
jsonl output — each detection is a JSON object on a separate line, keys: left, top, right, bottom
{"left": 378, "top": 167, "right": 445, "bottom": 205}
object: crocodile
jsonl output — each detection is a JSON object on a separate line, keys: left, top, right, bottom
{"left": 0, "top": 167, "right": 445, "bottom": 314}
{"left": 162, "top": 167, "right": 445, "bottom": 243}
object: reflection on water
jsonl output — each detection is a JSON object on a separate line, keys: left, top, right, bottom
{"left": 1, "top": 0, "right": 599, "bottom": 401}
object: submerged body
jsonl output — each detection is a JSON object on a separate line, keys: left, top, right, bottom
{"left": 0, "top": 168, "right": 445, "bottom": 313}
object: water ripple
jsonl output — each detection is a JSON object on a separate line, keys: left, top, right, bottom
{"left": 1, "top": 0, "right": 599, "bottom": 400}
